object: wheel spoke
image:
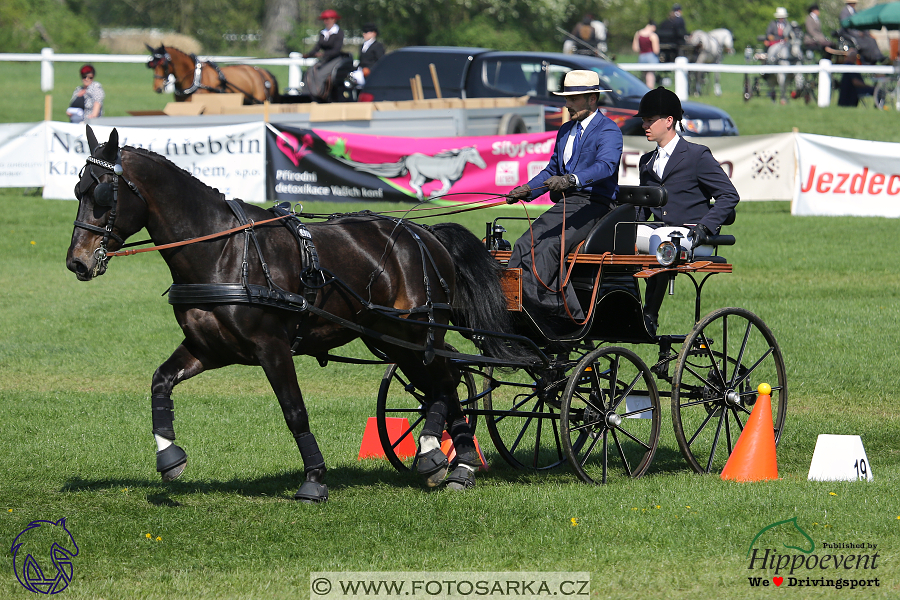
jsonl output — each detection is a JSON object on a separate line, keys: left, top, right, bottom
{"left": 686, "top": 405, "right": 719, "bottom": 448}
{"left": 391, "top": 415, "right": 424, "bottom": 452}
{"left": 705, "top": 407, "right": 727, "bottom": 473}
{"left": 611, "top": 428, "right": 634, "bottom": 477}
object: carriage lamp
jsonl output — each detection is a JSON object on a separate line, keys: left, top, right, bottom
{"left": 655, "top": 231, "right": 687, "bottom": 267}
{"left": 486, "top": 222, "right": 511, "bottom": 251}
{"left": 656, "top": 240, "right": 678, "bottom": 266}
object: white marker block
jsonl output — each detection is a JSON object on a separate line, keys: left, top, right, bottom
{"left": 807, "top": 434, "right": 873, "bottom": 482}
{"left": 625, "top": 395, "right": 653, "bottom": 419}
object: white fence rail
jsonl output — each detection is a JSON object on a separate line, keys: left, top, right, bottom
{"left": 2, "top": 49, "right": 896, "bottom": 108}
{"left": 0, "top": 48, "right": 315, "bottom": 94}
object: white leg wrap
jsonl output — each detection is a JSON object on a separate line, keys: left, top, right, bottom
{"left": 419, "top": 435, "right": 440, "bottom": 454}
{"left": 155, "top": 434, "right": 173, "bottom": 452}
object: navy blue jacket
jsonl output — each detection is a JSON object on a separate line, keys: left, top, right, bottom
{"left": 526, "top": 111, "right": 622, "bottom": 203}
{"left": 638, "top": 136, "right": 739, "bottom": 231}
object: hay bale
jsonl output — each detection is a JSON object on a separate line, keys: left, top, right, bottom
{"left": 100, "top": 29, "right": 202, "bottom": 55}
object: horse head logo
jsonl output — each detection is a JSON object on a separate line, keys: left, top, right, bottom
{"left": 11, "top": 518, "right": 79, "bottom": 594}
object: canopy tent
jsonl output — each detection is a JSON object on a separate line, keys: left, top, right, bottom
{"left": 842, "top": 1, "right": 900, "bottom": 30}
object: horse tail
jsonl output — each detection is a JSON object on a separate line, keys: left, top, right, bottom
{"left": 430, "top": 223, "right": 534, "bottom": 362}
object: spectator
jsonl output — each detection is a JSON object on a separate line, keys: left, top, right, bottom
{"left": 804, "top": 4, "right": 833, "bottom": 56}
{"left": 838, "top": 49, "right": 875, "bottom": 106}
{"left": 350, "top": 23, "right": 385, "bottom": 87}
{"left": 839, "top": 0, "right": 886, "bottom": 64}
{"left": 657, "top": 4, "right": 689, "bottom": 63}
{"left": 633, "top": 21, "right": 661, "bottom": 88}
{"left": 569, "top": 14, "right": 600, "bottom": 55}
{"left": 67, "top": 65, "right": 103, "bottom": 123}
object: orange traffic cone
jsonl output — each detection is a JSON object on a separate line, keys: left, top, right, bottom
{"left": 358, "top": 417, "right": 417, "bottom": 460}
{"left": 721, "top": 383, "right": 778, "bottom": 481}
{"left": 440, "top": 431, "right": 489, "bottom": 471}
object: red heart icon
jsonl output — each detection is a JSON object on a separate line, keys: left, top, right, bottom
{"left": 773, "top": 577, "right": 783, "bottom": 586}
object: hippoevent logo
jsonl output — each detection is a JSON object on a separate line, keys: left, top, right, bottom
{"left": 746, "top": 518, "right": 880, "bottom": 590}
{"left": 10, "top": 518, "right": 79, "bottom": 594}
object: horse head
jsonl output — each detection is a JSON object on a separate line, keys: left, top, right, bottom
{"left": 464, "top": 146, "right": 487, "bottom": 170}
{"left": 11, "top": 518, "right": 79, "bottom": 594}
{"left": 146, "top": 44, "right": 173, "bottom": 93}
{"left": 66, "top": 126, "right": 148, "bottom": 281}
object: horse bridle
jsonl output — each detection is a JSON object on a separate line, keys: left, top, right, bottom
{"left": 73, "top": 150, "right": 146, "bottom": 277}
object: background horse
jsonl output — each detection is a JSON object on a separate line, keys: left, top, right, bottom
{"left": 765, "top": 27, "right": 805, "bottom": 104}
{"left": 66, "top": 126, "right": 525, "bottom": 501}
{"left": 688, "top": 29, "right": 733, "bottom": 96}
{"left": 146, "top": 44, "right": 278, "bottom": 104}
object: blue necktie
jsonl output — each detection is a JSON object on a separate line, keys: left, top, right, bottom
{"left": 565, "top": 122, "right": 582, "bottom": 173}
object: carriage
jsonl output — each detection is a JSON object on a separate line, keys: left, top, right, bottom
{"left": 374, "top": 187, "right": 786, "bottom": 484}
{"left": 67, "top": 127, "right": 786, "bottom": 500}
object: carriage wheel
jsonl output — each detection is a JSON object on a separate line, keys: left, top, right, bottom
{"left": 560, "top": 347, "right": 660, "bottom": 484}
{"left": 482, "top": 344, "right": 593, "bottom": 471}
{"left": 375, "top": 358, "right": 478, "bottom": 473}
{"left": 743, "top": 74, "right": 752, "bottom": 102}
{"left": 671, "top": 307, "right": 787, "bottom": 474}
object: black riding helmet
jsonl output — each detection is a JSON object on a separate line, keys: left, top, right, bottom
{"left": 635, "top": 86, "right": 685, "bottom": 132}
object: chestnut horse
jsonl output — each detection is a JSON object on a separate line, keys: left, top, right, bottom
{"left": 65, "top": 126, "right": 528, "bottom": 501}
{"left": 146, "top": 44, "right": 278, "bottom": 104}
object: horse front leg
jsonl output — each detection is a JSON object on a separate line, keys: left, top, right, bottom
{"left": 258, "top": 346, "right": 328, "bottom": 503}
{"left": 151, "top": 343, "right": 206, "bottom": 481}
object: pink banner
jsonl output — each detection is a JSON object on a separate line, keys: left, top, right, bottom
{"left": 267, "top": 124, "right": 557, "bottom": 204}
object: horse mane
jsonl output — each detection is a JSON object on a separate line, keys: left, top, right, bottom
{"left": 432, "top": 148, "right": 467, "bottom": 159}
{"left": 123, "top": 145, "right": 224, "bottom": 198}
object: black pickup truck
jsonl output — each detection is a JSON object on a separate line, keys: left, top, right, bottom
{"left": 358, "top": 47, "right": 738, "bottom": 136}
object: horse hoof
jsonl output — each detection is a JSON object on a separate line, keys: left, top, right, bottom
{"left": 294, "top": 480, "right": 328, "bottom": 503}
{"left": 156, "top": 444, "right": 187, "bottom": 481}
{"left": 160, "top": 461, "right": 186, "bottom": 482}
{"left": 444, "top": 465, "right": 475, "bottom": 491}
{"left": 416, "top": 447, "right": 449, "bottom": 488}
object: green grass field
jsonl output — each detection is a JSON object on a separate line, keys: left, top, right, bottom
{"left": 2, "top": 190, "right": 899, "bottom": 599}
{"left": 2, "top": 49, "right": 900, "bottom": 599}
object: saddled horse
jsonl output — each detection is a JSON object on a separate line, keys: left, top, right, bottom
{"left": 765, "top": 27, "right": 805, "bottom": 104}
{"left": 146, "top": 44, "right": 278, "bottom": 105}
{"left": 66, "top": 126, "right": 527, "bottom": 501}
{"left": 687, "top": 29, "right": 733, "bottom": 96}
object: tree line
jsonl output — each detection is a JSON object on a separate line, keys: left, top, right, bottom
{"left": 1, "top": 0, "right": 852, "bottom": 57}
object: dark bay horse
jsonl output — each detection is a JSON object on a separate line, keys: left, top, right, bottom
{"left": 65, "top": 126, "right": 523, "bottom": 501}
{"left": 146, "top": 45, "right": 278, "bottom": 104}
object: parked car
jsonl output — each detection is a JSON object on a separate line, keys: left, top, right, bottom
{"left": 358, "top": 47, "right": 738, "bottom": 136}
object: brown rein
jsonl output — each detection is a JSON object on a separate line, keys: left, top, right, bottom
{"left": 105, "top": 213, "right": 292, "bottom": 258}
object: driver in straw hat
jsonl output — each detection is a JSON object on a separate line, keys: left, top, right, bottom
{"left": 505, "top": 70, "right": 622, "bottom": 335}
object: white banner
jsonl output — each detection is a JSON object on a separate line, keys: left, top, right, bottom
{"left": 793, "top": 133, "right": 900, "bottom": 217}
{"left": 43, "top": 122, "right": 267, "bottom": 201}
{"left": 0, "top": 122, "right": 46, "bottom": 187}
{"left": 621, "top": 133, "right": 796, "bottom": 201}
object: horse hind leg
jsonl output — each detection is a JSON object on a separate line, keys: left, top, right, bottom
{"left": 151, "top": 343, "right": 206, "bottom": 481}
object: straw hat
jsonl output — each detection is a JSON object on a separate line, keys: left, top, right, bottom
{"left": 774, "top": 7, "right": 789, "bottom": 18}
{"left": 553, "top": 70, "right": 611, "bottom": 95}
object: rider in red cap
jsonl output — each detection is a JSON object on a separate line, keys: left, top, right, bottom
{"left": 304, "top": 9, "right": 344, "bottom": 63}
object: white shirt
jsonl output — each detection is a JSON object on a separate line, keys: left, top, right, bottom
{"left": 654, "top": 135, "right": 680, "bottom": 178}
{"left": 562, "top": 109, "right": 597, "bottom": 168}
{"left": 321, "top": 24, "right": 340, "bottom": 40}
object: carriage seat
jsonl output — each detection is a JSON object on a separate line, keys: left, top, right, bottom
{"left": 581, "top": 186, "right": 668, "bottom": 255}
